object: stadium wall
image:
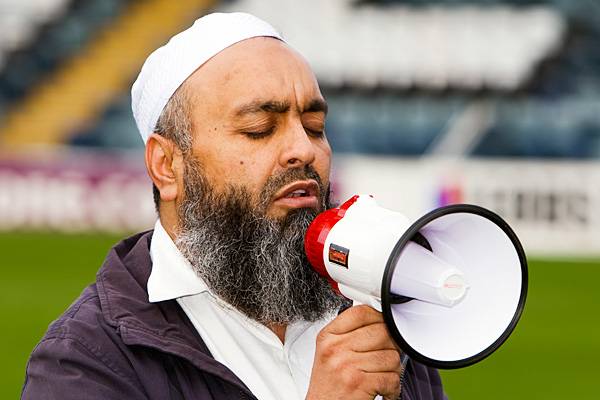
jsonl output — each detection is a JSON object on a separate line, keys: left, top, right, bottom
{"left": 0, "top": 151, "right": 153, "bottom": 233}
{"left": 1, "top": 152, "right": 598, "bottom": 257}
{"left": 334, "top": 156, "right": 600, "bottom": 257}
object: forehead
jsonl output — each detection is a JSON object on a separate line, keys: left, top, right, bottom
{"left": 184, "top": 37, "right": 323, "bottom": 115}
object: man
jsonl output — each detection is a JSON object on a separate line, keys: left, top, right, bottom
{"left": 22, "top": 13, "right": 446, "bottom": 400}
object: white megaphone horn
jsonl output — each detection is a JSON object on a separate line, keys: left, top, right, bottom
{"left": 305, "top": 195, "right": 528, "bottom": 369}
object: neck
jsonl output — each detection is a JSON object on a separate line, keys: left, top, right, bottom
{"left": 268, "top": 323, "right": 287, "bottom": 343}
{"left": 158, "top": 203, "right": 180, "bottom": 241}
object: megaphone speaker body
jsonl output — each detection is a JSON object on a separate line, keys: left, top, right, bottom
{"left": 305, "top": 195, "right": 528, "bottom": 369}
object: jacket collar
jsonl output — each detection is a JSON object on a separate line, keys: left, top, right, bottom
{"left": 95, "top": 231, "right": 253, "bottom": 396}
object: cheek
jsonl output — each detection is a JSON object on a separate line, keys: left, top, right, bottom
{"left": 314, "top": 142, "right": 332, "bottom": 184}
{"left": 227, "top": 155, "right": 275, "bottom": 199}
{"left": 191, "top": 150, "right": 248, "bottom": 195}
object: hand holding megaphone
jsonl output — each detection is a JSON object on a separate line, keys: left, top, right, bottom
{"left": 305, "top": 195, "right": 527, "bottom": 369}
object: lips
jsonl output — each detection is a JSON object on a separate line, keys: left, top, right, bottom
{"left": 272, "top": 180, "right": 320, "bottom": 210}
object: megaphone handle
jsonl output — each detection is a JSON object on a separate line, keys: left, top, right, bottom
{"left": 338, "top": 283, "right": 383, "bottom": 312}
{"left": 339, "top": 284, "right": 411, "bottom": 370}
{"left": 352, "top": 299, "right": 383, "bottom": 313}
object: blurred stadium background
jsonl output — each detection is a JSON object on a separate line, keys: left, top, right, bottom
{"left": 1, "top": 0, "right": 599, "bottom": 398}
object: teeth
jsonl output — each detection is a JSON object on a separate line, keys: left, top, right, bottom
{"left": 286, "top": 189, "right": 307, "bottom": 198}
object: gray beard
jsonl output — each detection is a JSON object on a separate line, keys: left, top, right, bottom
{"left": 175, "top": 157, "right": 346, "bottom": 325}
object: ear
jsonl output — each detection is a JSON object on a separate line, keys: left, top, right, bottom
{"left": 145, "top": 133, "right": 182, "bottom": 203}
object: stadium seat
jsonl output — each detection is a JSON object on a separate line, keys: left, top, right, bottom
{"left": 2, "top": 0, "right": 600, "bottom": 162}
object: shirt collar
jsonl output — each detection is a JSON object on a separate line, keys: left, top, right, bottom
{"left": 147, "top": 220, "right": 209, "bottom": 302}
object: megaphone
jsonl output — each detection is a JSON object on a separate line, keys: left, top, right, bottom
{"left": 305, "top": 195, "right": 527, "bottom": 369}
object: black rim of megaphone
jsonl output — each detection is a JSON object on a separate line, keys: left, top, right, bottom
{"left": 380, "top": 204, "right": 528, "bottom": 370}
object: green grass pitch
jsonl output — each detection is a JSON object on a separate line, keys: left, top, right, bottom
{"left": 1, "top": 231, "right": 598, "bottom": 399}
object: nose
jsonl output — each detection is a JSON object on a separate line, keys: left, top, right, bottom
{"left": 278, "top": 121, "right": 316, "bottom": 169}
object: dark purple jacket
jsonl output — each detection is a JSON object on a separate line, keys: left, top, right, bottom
{"left": 22, "top": 231, "right": 447, "bottom": 400}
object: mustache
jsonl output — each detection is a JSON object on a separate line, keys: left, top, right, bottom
{"left": 180, "top": 154, "right": 330, "bottom": 222}
{"left": 257, "top": 164, "right": 327, "bottom": 212}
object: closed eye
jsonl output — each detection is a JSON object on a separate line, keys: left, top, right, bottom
{"left": 244, "top": 126, "right": 275, "bottom": 140}
{"left": 305, "top": 128, "right": 325, "bottom": 138}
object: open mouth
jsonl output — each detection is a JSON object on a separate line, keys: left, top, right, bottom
{"left": 286, "top": 189, "right": 311, "bottom": 198}
{"left": 275, "top": 180, "right": 319, "bottom": 200}
{"left": 272, "top": 180, "right": 320, "bottom": 210}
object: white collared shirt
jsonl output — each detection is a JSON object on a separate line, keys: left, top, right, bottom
{"left": 148, "top": 220, "right": 335, "bottom": 400}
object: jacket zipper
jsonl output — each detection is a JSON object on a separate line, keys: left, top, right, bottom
{"left": 399, "top": 354, "right": 409, "bottom": 400}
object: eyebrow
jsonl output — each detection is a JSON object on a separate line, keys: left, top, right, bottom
{"left": 306, "top": 98, "right": 328, "bottom": 115}
{"left": 234, "top": 98, "right": 328, "bottom": 117}
{"left": 235, "top": 100, "right": 290, "bottom": 116}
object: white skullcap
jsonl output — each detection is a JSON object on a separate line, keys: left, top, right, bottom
{"left": 131, "top": 12, "right": 283, "bottom": 143}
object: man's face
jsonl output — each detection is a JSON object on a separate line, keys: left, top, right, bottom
{"left": 170, "top": 38, "right": 345, "bottom": 324}
{"left": 179, "top": 37, "right": 331, "bottom": 220}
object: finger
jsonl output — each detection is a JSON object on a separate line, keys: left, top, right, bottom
{"left": 363, "top": 371, "right": 402, "bottom": 399}
{"left": 346, "top": 322, "right": 398, "bottom": 352}
{"left": 325, "top": 305, "right": 384, "bottom": 335}
{"left": 354, "top": 349, "right": 402, "bottom": 373}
